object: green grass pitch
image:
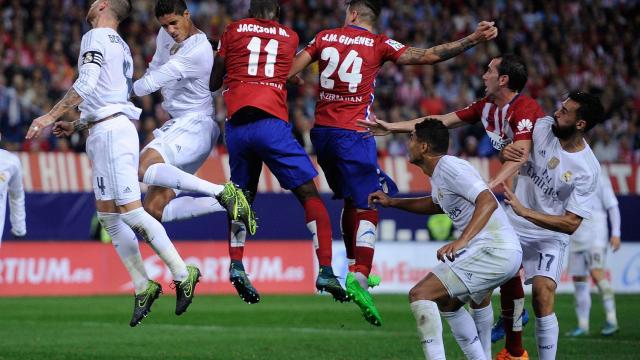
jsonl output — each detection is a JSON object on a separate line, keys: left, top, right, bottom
{"left": 0, "top": 294, "right": 637, "bottom": 359}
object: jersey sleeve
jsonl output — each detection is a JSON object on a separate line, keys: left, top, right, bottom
{"left": 446, "top": 160, "right": 489, "bottom": 204}
{"left": 8, "top": 158, "right": 26, "bottom": 236}
{"left": 532, "top": 115, "right": 555, "bottom": 146}
{"left": 148, "top": 29, "right": 171, "bottom": 72}
{"left": 599, "top": 173, "right": 619, "bottom": 209}
{"left": 73, "top": 31, "right": 107, "bottom": 100}
{"left": 566, "top": 171, "right": 599, "bottom": 221}
{"left": 510, "top": 102, "right": 540, "bottom": 142}
{"left": 303, "top": 33, "right": 322, "bottom": 60}
{"left": 454, "top": 98, "right": 487, "bottom": 124}
{"left": 379, "top": 35, "right": 408, "bottom": 63}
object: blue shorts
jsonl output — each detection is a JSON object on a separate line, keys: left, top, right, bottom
{"left": 310, "top": 126, "right": 398, "bottom": 209}
{"left": 225, "top": 118, "right": 318, "bottom": 193}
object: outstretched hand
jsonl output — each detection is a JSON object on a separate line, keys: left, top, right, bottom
{"left": 26, "top": 114, "right": 55, "bottom": 139}
{"left": 368, "top": 190, "right": 393, "bottom": 208}
{"left": 471, "top": 21, "right": 498, "bottom": 43}
{"left": 357, "top": 113, "right": 394, "bottom": 137}
{"left": 503, "top": 182, "right": 527, "bottom": 216}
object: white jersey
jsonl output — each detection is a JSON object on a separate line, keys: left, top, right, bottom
{"left": 134, "top": 28, "right": 214, "bottom": 118}
{"left": 0, "top": 149, "right": 26, "bottom": 241}
{"left": 74, "top": 28, "right": 141, "bottom": 123}
{"left": 431, "top": 156, "right": 520, "bottom": 251}
{"left": 570, "top": 171, "right": 618, "bottom": 251}
{"left": 507, "top": 116, "right": 600, "bottom": 244}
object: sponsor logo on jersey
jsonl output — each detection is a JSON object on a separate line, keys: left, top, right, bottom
{"left": 516, "top": 119, "right": 533, "bottom": 134}
{"left": 385, "top": 39, "right": 405, "bottom": 51}
{"left": 547, "top": 157, "right": 560, "bottom": 169}
{"left": 447, "top": 207, "right": 462, "bottom": 219}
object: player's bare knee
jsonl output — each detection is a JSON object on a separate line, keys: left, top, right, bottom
{"left": 532, "top": 278, "right": 556, "bottom": 316}
{"left": 293, "top": 181, "right": 320, "bottom": 202}
{"left": 143, "top": 201, "right": 164, "bottom": 221}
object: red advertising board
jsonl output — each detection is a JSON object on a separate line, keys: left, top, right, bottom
{"left": 0, "top": 241, "right": 315, "bottom": 296}
{"left": 13, "top": 152, "right": 640, "bottom": 195}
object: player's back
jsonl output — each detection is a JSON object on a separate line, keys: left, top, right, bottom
{"left": 76, "top": 28, "right": 140, "bottom": 123}
{"left": 304, "top": 26, "right": 407, "bottom": 130}
{"left": 219, "top": 18, "right": 298, "bottom": 121}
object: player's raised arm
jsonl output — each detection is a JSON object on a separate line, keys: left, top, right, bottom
{"left": 395, "top": 21, "right": 498, "bottom": 65}
{"left": 358, "top": 111, "right": 465, "bottom": 136}
{"left": 488, "top": 139, "right": 532, "bottom": 189}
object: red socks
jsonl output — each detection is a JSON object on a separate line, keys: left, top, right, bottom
{"left": 303, "top": 197, "right": 333, "bottom": 267}
{"left": 353, "top": 210, "right": 378, "bottom": 277}
{"left": 501, "top": 275, "right": 526, "bottom": 356}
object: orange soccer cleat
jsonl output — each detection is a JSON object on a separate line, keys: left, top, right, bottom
{"left": 495, "top": 348, "right": 529, "bottom": 360}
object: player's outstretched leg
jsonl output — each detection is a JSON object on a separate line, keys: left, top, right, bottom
{"left": 130, "top": 280, "right": 162, "bottom": 327}
{"left": 316, "top": 265, "right": 349, "bottom": 302}
{"left": 174, "top": 265, "right": 202, "bottom": 315}
{"left": 229, "top": 260, "right": 260, "bottom": 304}
{"left": 494, "top": 275, "right": 529, "bottom": 359}
{"left": 346, "top": 272, "right": 382, "bottom": 326}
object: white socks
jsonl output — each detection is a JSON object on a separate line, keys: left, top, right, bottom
{"left": 470, "top": 304, "right": 493, "bottom": 360}
{"left": 97, "top": 212, "right": 149, "bottom": 294}
{"left": 442, "top": 307, "right": 485, "bottom": 360}
{"left": 574, "top": 281, "right": 591, "bottom": 330}
{"left": 535, "top": 313, "right": 559, "bottom": 360}
{"left": 121, "top": 207, "right": 188, "bottom": 282}
{"left": 143, "top": 163, "right": 224, "bottom": 197}
{"left": 161, "top": 196, "right": 225, "bottom": 222}
{"left": 596, "top": 279, "right": 618, "bottom": 325}
{"left": 410, "top": 300, "right": 446, "bottom": 360}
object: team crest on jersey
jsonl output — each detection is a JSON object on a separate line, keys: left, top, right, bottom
{"left": 437, "top": 189, "right": 444, "bottom": 200}
{"left": 0, "top": 172, "right": 6, "bottom": 184}
{"left": 385, "top": 39, "right": 405, "bottom": 51}
{"left": 547, "top": 157, "right": 560, "bottom": 169}
{"left": 562, "top": 171, "right": 573, "bottom": 183}
{"left": 82, "top": 51, "right": 103, "bottom": 66}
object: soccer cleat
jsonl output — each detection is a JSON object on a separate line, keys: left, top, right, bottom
{"left": 129, "top": 280, "right": 162, "bottom": 327}
{"left": 236, "top": 187, "right": 258, "bottom": 236}
{"left": 230, "top": 262, "right": 260, "bottom": 304}
{"left": 491, "top": 308, "right": 530, "bottom": 343}
{"left": 174, "top": 265, "right": 202, "bottom": 315}
{"left": 495, "top": 348, "right": 529, "bottom": 360}
{"left": 367, "top": 274, "right": 381, "bottom": 288}
{"left": 216, "top": 182, "right": 240, "bottom": 221}
{"left": 601, "top": 322, "right": 619, "bottom": 336}
{"left": 315, "top": 266, "right": 349, "bottom": 302}
{"left": 345, "top": 272, "right": 382, "bottom": 326}
{"left": 566, "top": 327, "right": 589, "bottom": 337}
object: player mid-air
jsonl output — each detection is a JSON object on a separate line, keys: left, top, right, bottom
{"left": 210, "top": 0, "right": 347, "bottom": 304}
{"left": 28, "top": 0, "right": 200, "bottom": 327}
{"left": 288, "top": 0, "right": 498, "bottom": 326}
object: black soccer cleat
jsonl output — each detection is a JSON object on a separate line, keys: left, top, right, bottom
{"left": 229, "top": 262, "right": 260, "bottom": 304}
{"left": 174, "top": 265, "right": 202, "bottom": 315}
{"left": 130, "top": 280, "right": 162, "bottom": 327}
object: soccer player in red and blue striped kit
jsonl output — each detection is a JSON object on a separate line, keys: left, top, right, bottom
{"left": 210, "top": 0, "right": 348, "bottom": 304}
{"left": 289, "top": 0, "right": 498, "bottom": 326}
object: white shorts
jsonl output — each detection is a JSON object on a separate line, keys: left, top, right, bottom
{"left": 569, "top": 248, "right": 607, "bottom": 276}
{"left": 432, "top": 246, "right": 522, "bottom": 304}
{"left": 142, "top": 113, "right": 219, "bottom": 175}
{"left": 520, "top": 235, "right": 567, "bottom": 285}
{"left": 87, "top": 116, "right": 141, "bottom": 206}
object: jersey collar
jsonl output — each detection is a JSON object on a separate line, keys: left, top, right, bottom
{"left": 347, "top": 25, "right": 370, "bottom": 32}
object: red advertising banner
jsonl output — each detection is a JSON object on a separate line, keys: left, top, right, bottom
{"left": 12, "top": 152, "right": 640, "bottom": 195}
{"left": 0, "top": 241, "right": 315, "bottom": 296}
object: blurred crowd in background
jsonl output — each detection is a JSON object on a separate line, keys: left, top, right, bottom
{"left": 1, "top": 0, "right": 638, "bottom": 163}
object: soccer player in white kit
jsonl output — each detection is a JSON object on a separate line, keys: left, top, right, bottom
{"left": 567, "top": 171, "right": 621, "bottom": 337}
{"left": 26, "top": 0, "right": 200, "bottom": 327}
{"left": 133, "top": 0, "right": 256, "bottom": 235}
{"left": 502, "top": 92, "right": 604, "bottom": 359}
{"left": 370, "top": 119, "right": 522, "bottom": 360}
{"left": 0, "top": 134, "right": 26, "bottom": 244}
